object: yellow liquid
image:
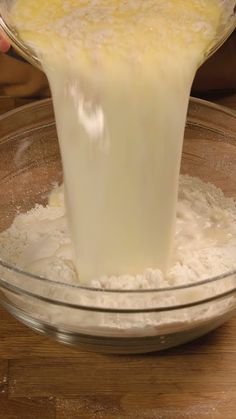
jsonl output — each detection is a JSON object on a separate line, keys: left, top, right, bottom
{"left": 10, "top": 0, "right": 233, "bottom": 282}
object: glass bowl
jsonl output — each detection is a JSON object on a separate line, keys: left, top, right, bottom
{"left": 0, "top": 97, "right": 236, "bottom": 354}
{"left": 0, "top": 1, "right": 236, "bottom": 70}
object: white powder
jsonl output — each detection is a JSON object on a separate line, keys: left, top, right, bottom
{"left": 0, "top": 175, "right": 236, "bottom": 333}
{"left": 1, "top": 174, "right": 236, "bottom": 287}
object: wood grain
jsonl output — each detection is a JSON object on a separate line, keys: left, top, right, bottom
{"left": 7, "top": 353, "right": 236, "bottom": 398}
{"left": 0, "top": 94, "right": 236, "bottom": 419}
{"left": 0, "top": 307, "right": 236, "bottom": 419}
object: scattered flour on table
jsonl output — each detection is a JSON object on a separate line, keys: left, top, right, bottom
{"left": 0, "top": 175, "right": 236, "bottom": 290}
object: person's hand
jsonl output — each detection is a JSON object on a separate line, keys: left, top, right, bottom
{"left": 0, "top": 32, "right": 10, "bottom": 52}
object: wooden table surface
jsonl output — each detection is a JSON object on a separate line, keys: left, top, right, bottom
{"left": 0, "top": 94, "right": 236, "bottom": 419}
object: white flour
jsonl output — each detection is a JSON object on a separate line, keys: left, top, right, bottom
{"left": 0, "top": 175, "right": 236, "bottom": 331}
{"left": 1, "top": 175, "right": 236, "bottom": 288}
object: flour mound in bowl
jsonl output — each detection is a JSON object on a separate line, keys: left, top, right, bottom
{"left": 0, "top": 175, "right": 235, "bottom": 290}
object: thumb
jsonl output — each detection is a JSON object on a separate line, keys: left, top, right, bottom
{"left": 0, "top": 32, "right": 10, "bottom": 52}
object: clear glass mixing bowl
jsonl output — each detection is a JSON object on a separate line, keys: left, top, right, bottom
{"left": 0, "top": 1, "right": 236, "bottom": 70}
{"left": 0, "top": 97, "right": 235, "bottom": 354}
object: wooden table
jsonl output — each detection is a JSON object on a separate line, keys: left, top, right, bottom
{"left": 0, "top": 94, "right": 236, "bottom": 419}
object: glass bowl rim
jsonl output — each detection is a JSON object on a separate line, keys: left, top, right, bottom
{"left": 0, "top": 97, "right": 236, "bottom": 296}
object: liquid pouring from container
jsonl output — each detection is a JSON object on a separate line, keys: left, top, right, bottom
{"left": 0, "top": 1, "right": 236, "bottom": 282}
